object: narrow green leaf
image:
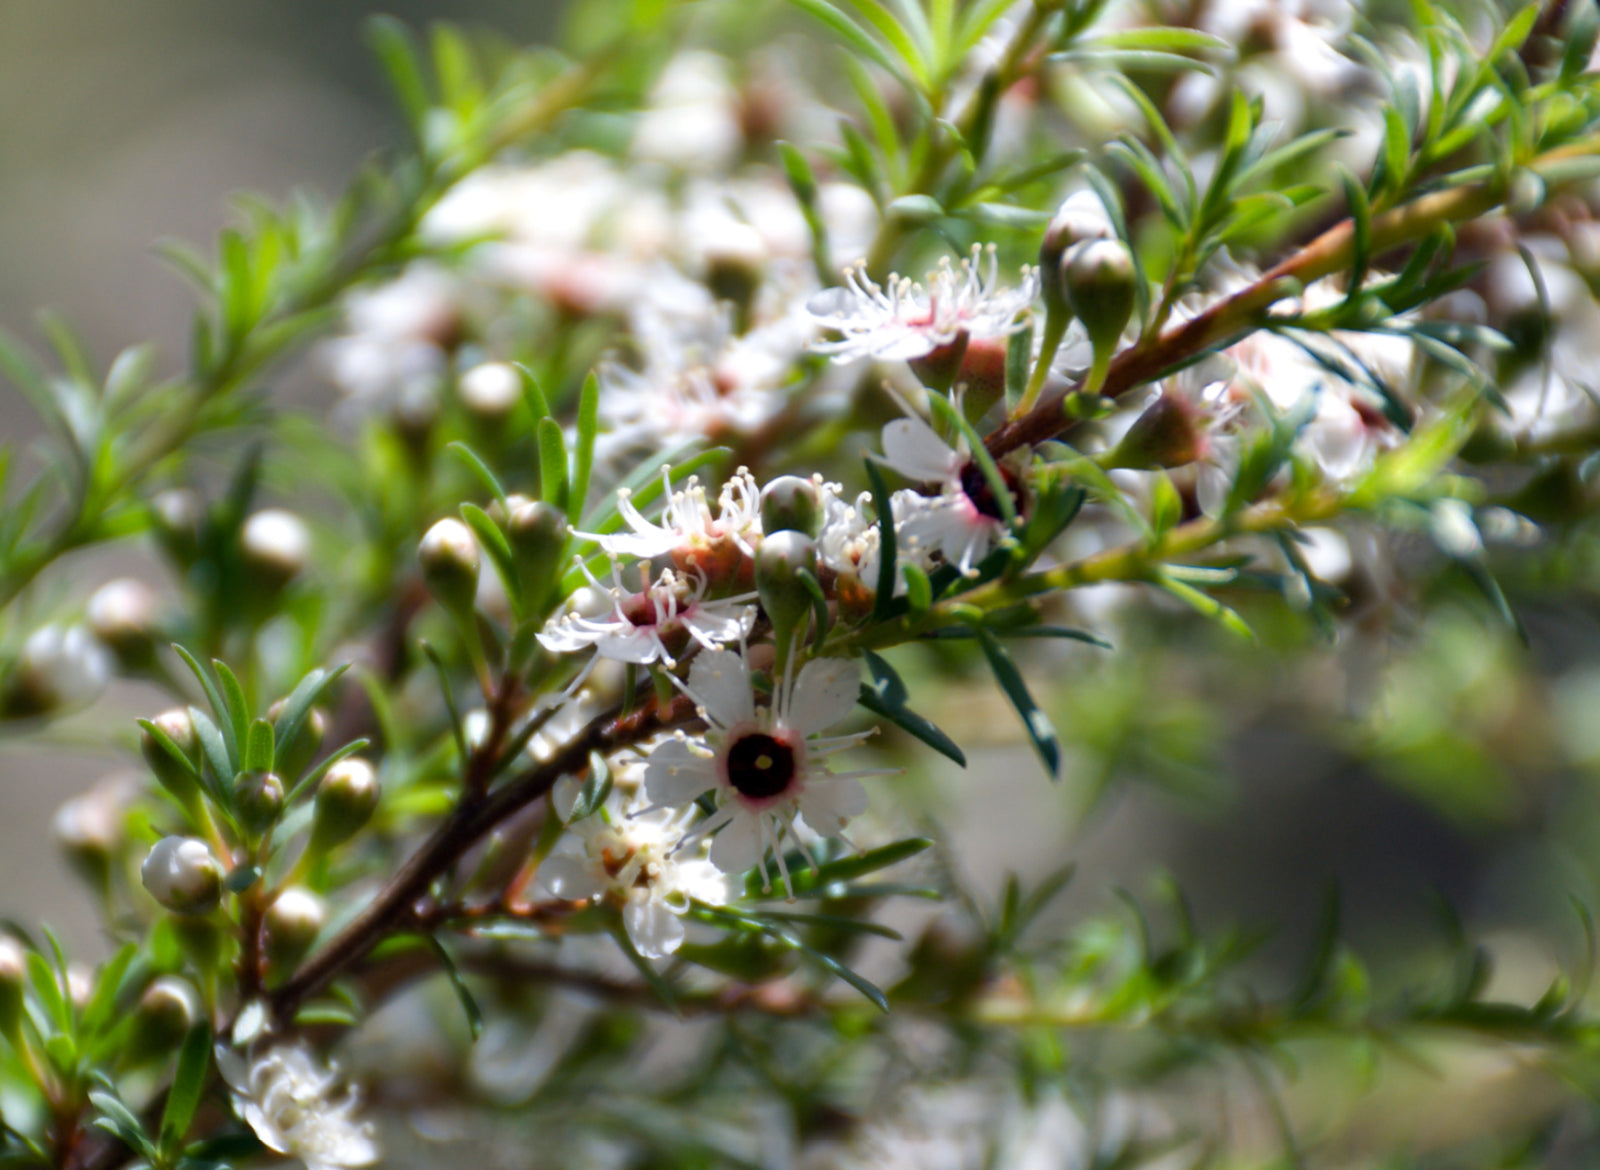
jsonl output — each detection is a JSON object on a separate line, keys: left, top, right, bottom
{"left": 244, "top": 718, "right": 275, "bottom": 774}
{"left": 446, "top": 441, "right": 508, "bottom": 510}
{"left": 188, "top": 708, "right": 236, "bottom": 801}
{"left": 172, "top": 647, "right": 239, "bottom": 771}
{"left": 745, "top": 835, "right": 932, "bottom": 899}
{"left": 537, "top": 417, "right": 569, "bottom": 513}
{"left": 420, "top": 643, "right": 469, "bottom": 767}
{"left": 571, "top": 370, "right": 600, "bottom": 518}
{"left": 864, "top": 458, "right": 899, "bottom": 622}
{"left": 565, "top": 752, "right": 613, "bottom": 823}
{"left": 1340, "top": 167, "right": 1371, "bottom": 305}
{"left": 159, "top": 1023, "right": 213, "bottom": 1155}
{"left": 79, "top": 945, "right": 137, "bottom": 1042}
{"left": 88, "top": 1091, "right": 156, "bottom": 1159}
{"left": 281, "top": 738, "right": 370, "bottom": 807}
{"left": 366, "top": 17, "right": 432, "bottom": 135}
{"left": 1153, "top": 570, "right": 1256, "bottom": 641}
{"left": 425, "top": 936, "right": 483, "bottom": 1040}
{"left": 926, "top": 393, "right": 1015, "bottom": 528}
{"left": 783, "top": 0, "right": 908, "bottom": 82}
{"left": 859, "top": 650, "right": 965, "bottom": 766}
{"left": 974, "top": 628, "right": 1061, "bottom": 780}
{"left": 460, "top": 502, "right": 520, "bottom": 610}
{"left": 271, "top": 665, "right": 349, "bottom": 759}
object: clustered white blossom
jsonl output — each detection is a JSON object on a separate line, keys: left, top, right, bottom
{"left": 218, "top": 1042, "right": 378, "bottom": 1170}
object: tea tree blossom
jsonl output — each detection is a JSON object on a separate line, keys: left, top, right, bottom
{"left": 217, "top": 1042, "right": 378, "bottom": 1170}
{"left": 878, "top": 414, "right": 1022, "bottom": 576}
{"left": 645, "top": 650, "right": 886, "bottom": 894}
{"left": 537, "top": 563, "right": 756, "bottom": 669}
{"left": 579, "top": 468, "right": 763, "bottom": 578}
{"left": 539, "top": 781, "right": 734, "bottom": 958}
{"left": 808, "top": 244, "right": 1039, "bottom": 364}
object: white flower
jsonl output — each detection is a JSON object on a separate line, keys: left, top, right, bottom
{"left": 539, "top": 783, "right": 734, "bottom": 959}
{"left": 877, "top": 415, "right": 1020, "bottom": 576}
{"left": 218, "top": 1042, "right": 378, "bottom": 1170}
{"left": 644, "top": 651, "right": 886, "bottom": 895}
{"left": 537, "top": 563, "right": 756, "bottom": 670}
{"left": 577, "top": 468, "right": 762, "bottom": 578}
{"left": 808, "top": 244, "right": 1038, "bottom": 364}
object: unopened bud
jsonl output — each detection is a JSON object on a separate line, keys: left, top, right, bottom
{"left": 419, "top": 518, "right": 480, "bottom": 617}
{"left": 142, "top": 707, "right": 202, "bottom": 808}
{"left": 240, "top": 509, "right": 310, "bottom": 590}
{"left": 127, "top": 976, "right": 200, "bottom": 1065}
{"left": 233, "top": 771, "right": 286, "bottom": 837}
{"left": 263, "top": 888, "right": 325, "bottom": 975}
{"left": 705, "top": 222, "right": 768, "bottom": 328}
{"left": 756, "top": 531, "right": 818, "bottom": 655}
{"left": 1109, "top": 392, "right": 1208, "bottom": 470}
{"left": 150, "top": 489, "right": 204, "bottom": 565}
{"left": 760, "top": 477, "right": 823, "bottom": 537}
{"left": 310, "top": 758, "right": 381, "bottom": 854}
{"left": 53, "top": 776, "right": 132, "bottom": 895}
{"left": 1062, "top": 238, "right": 1136, "bottom": 394}
{"left": 458, "top": 361, "right": 522, "bottom": 420}
{"left": 267, "top": 698, "right": 326, "bottom": 786}
{"left": 507, "top": 500, "right": 567, "bottom": 608}
{"left": 1040, "top": 192, "right": 1114, "bottom": 284}
{"left": 0, "top": 937, "right": 23, "bottom": 1042}
{"left": 86, "top": 578, "right": 160, "bottom": 669}
{"left": 141, "top": 837, "right": 223, "bottom": 916}
{"left": 3, "top": 625, "right": 111, "bottom": 719}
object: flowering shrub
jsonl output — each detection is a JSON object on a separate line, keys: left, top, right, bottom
{"left": 4, "top": 0, "right": 1600, "bottom": 1166}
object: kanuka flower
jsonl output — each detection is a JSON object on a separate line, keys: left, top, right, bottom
{"left": 807, "top": 244, "right": 1038, "bottom": 364}
{"left": 217, "top": 1041, "right": 378, "bottom": 1170}
{"left": 537, "top": 562, "right": 755, "bottom": 670}
{"left": 878, "top": 414, "right": 1023, "bottom": 576}
{"left": 575, "top": 468, "right": 762, "bottom": 583}
{"left": 539, "top": 781, "right": 733, "bottom": 959}
{"left": 645, "top": 651, "right": 887, "bottom": 895}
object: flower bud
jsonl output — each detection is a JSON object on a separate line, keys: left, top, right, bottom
{"left": 1109, "top": 392, "right": 1208, "bottom": 470}
{"left": 53, "top": 775, "right": 132, "bottom": 896}
{"left": 2, "top": 625, "right": 111, "bottom": 719}
{"left": 1062, "top": 238, "right": 1136, "bottom": 394}
{"left": 458, "top": 361, "right": 522, "bottom": 420}
{"left": 267, "top": 698, "right": 325, "bottom": 786}
{"left": 756, "top": 531, "right": 818, "bottom": 657}
{"left": 150, "top": 488, "right": 204, "bottom": 565}
{"left": 141, "top": 837, "right": 223, "bottom": 916}
{"left": 419, "top": 518, "right": 480, "bottom": 618}
{"left": 233, "top": 771, "right": 286, "bottom": 837}
{"left": 760, "top": 476, "right": 823, "bottom": 537}
{"left": 0, "top": 937, "right": 24, "bottom": 1043}
{"left": 309, "top": 758, "right": 381, "bottom": 854}
{"left": 263, "top": 888, "right": 325, "bottom": 975}
{"left": 1039, "top": 191, "right": 1113, "bottom": 314}
{"left": 142, "top": 707, "right": 202, "bottom": 809}
{"left": 240, "top": 509, "right": 311, "bottom": 591}
{"left": 86, "top": 578, "right": 160, "bottom": 669}
{"left": 507, "top": 500, "right": 567, "bottom": 608}
{"left": 704, "top": 222, "right": 767, "bottom": 329}
{"left": 126, "top": 976, "right": 200, "bottom": 1066}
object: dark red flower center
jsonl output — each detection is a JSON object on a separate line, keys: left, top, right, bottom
{"left": 726, "top": 732, "right": 797, "bottom": 800}
{"left": 958, "top": 459, "right": 1019, "bottom": 522}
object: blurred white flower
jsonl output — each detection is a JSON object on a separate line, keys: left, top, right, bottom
{"left": 540, "top": 781, "right": 734, "bottom": 959}
{"left": 218, "top": 1042, "right": 378, "bottom": 1170}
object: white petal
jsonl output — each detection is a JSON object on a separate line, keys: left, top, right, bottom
{"left": 788, "top": 658, "right": 860, "bottom": 736}
{"left": 881, "top": 417, "right": 961, "bottom": 483}
{"left": 644, "top": 738, "right": 720, "bottom": 805}
{"left": 624, "top": 898, "right": 686, "bottom": 959}
{"left": 709, "top": 811, "right": 765, "bottom": 873}
{"left": 672, "top": 858, "right": 736, "bottom": 906}
{"left": 687, "top": 649, "right": 754, "bottom": 727}
{"left": 539, "top": 854, "right": 607, "bottom": 900}
{"left": 796, "top": 779, "right": 868, "bottom": 836}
